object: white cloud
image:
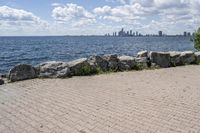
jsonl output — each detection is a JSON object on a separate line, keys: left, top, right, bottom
{"left": 1, "top": 0, "right": 200, "bottom": 35}
{"left": 105, "top": 0, "right": 129, "bottom": 4}
{"left": 51, "top": 3, "right": 64, "bottom": 7}
{"left": 40, "top": 1, "right": 200, "bottom": 35}
{"left": 94, "top": 3, "right": 158, "bottom": 25}
{"left": 0, "top": 6, "right": 49, "bottom": 35}
{"left": 52, "top": 3, "right": 96, "bottom": 27}
{"left": 94, "top": 0, "right": 200, "bottom": 34}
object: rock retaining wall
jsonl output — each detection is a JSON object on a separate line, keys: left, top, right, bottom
{"left": 2, "top": 51, "right": 200, "bottom": 83}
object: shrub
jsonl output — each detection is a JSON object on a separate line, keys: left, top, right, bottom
{"left": 132, "top": 63, "right": 147, "bottom": 71}
{"left": 74, "top": 66, "right": 102, "bottom": 76}
{"left": 194, "top": 27, "right": 200, "bottom": 51}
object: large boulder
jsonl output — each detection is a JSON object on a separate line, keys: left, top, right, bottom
{"left": 68, "top": 58, "right": 96, "bottom": 76}
{"left": 102, "top": 54, "right": 119, "bottom": 71}
{"left": 137, "top": 50, "right": 148, "bottom": 58}
{"left": 56, "top": 68, "right": 71, "bottom": 78}
{"left": 149, "top": 52, "right": 170, "bottom": 68}
{"left": 0, "top": 79, "right": 4, "bottom": 85}
{"left": 169, "top": 51, "right": 181, "bottom": 67}
{"left": 87, "top": 55, "right": 109, "bottom": 71}
{"left": 135, "top": 57, "right": 149, "bottom": 70}
{"left": 36, "top": 61, "right": 70, "bottom": 78}
{"left": 195, "top": 52, "right": 200, "bottom": 64}
{"left": 118, "top": 56, "right": 136, "bottom": 71}
{"left": 180, "top": 51, "right": 195, "bottom": 65}
{"left": 8, "top": 64, "right": 38, "bottom": 82}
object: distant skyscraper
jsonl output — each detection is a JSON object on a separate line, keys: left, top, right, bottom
{"left": 184, "top": 32, "right": 187, "bottom": 36}
{"left": 187, "top": 32, "right": 191, "bottom": 36}
{"left": 159, "top": 31, "right": 163, "bottom": 36}
{"left": 127, "top": 31, "right": 129, "bottom": 36}
{"left": 136, "top": 31, "right": 138, "bottom": 36}
{"left": 130, "top": 30, "right": 132, "bottom": 36}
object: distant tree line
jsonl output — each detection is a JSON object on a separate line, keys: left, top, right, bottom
{"left": 194, "top": 27, "right": 200, "bottom": 51}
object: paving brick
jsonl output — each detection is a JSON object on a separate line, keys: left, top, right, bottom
{"left": 1, "top": 66, "right": 200, "bottom": 132}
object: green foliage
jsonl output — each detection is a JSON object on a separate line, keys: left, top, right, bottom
{"left": 132, "top": 63, "right": 147, "bottom": 71}
{"left": 170, "top": 62, "right": 176, "bottom": 67}
{"left": 74, "top": 62, "right": 161, "bottom": 76}
{"left": 194, "top": 27, "right": 200, "bottom": 51}
{"left": 75, "top": 66, "right": 99, "bottom": 76}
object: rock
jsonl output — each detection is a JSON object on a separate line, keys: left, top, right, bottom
{"left": 102, "top": 54, "right": 119, "bottom": 71}
{"left": 8, "top": 64, "right": 38, "bottom": 82}
{"left": 0, "top": 74, "right": 7, "bottom": 78}
{"left": 149, "top": 52, "right": 170, "bottom": 68}
{"left": 56, "top": 68, "right": 71, "bottom": 78}
{"left": 68, "top": 58, "right": 96, "bottom": 76}
{"left": 195, "top": 52, "right": 200, "bottom": 64}
{"left": 118, "top": 56, "right": 136, "bottom": 71}
{"left": 137, "top": 50, "right": 148, "bottom": 58}
{"left": 38, "top": 61, "right": 66, "bottom": 72}
{"left": 180, "top": 51, "right": 195, "bottom": 65}
{"left": 37, "top": 61, "right": 69, "bottom": 78}
{"left": 0, "top": 79, "right": 4, "bottom": 85}
{"left": 135, "top": 57, "right": 149, "bottom": 70}
{"left": 169, "top": 51, "right": 181, "bottom": 66}
{"left": 87, "top": 56, "right": 109, "bottom": 71}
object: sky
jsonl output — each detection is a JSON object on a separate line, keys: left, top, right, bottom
{"left": 0, "top": 0, "right": 200, "bottom": 36}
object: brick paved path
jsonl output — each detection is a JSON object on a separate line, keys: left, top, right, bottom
{"left": 1, "top": 66, "right": 200, "bottom": 133}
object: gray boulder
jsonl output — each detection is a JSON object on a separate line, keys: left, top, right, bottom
{"left": 56, "top": 68, "right": 71, "bottom": 78}
{"left": 149, "top": 52, "right": 170, "bottom": 68}
{"left": 195, "top": 52, "right": 200, "bottom": 64}
{"left": 0, "top": 79, "right": 4, "bottom": 85}
{"left": 8, "top": 64, "right": 38, "bottom": 82}
{"left": 135, "top": 57, "right": 149, "bottom": 70}
{"left": 118, "top": 56, "right": 136, "bottom": 71}
{"left": 87, "top": 55, "right": 108, "bottom": 71}
{"left": 169, "top": 51, "right": 181, "bottom": 66}
{"left": 37, "top": 61, "right": 70, "bottom": 78}
{"left": 102, "top": 54, "right": 119, "bottom": 71}
{"left": 137, "top": 50, "right": 148, "bottom": 58}
{"left": 180, "top": 51, "right": 195, "bottom": 65}
{"left": 68, "top": 58, "right": 96, "bottom": 76}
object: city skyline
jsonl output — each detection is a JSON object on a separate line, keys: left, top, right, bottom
{"left": 105, "top": 28, "right": 194, "bottom": 37}
{"left": 0, "top": 0, "right": 200, "bottom": 36}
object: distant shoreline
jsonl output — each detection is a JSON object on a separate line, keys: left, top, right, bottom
{"left": 0, "top": 35, "right": 193, "bottom": 37}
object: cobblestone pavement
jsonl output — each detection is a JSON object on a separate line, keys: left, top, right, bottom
{"left": 1, "top": 66, "right": 200, "bottom": 133}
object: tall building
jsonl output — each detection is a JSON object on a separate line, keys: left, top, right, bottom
{"left": 130, "top": 30, "right": 133, "bottom": 36}
{"left": 127, "top": 31, "right": 129, "bottom": 36}
{"left": 184, "top": 32, "right": 187, "bottom": 36}
{"left": 187, "top": 32, "right": 191, "bottom": 36}
{"left": 159, "top": 31, "right": 163, "bottom": 36}
{"left": 114, "top": 32, "right": 117, "bottom": 36}
{"left": 118, "top": 28, "right": 125, "bottom": 37}
{"left": 136, "top": 31, "right": 138, "bottom": 36}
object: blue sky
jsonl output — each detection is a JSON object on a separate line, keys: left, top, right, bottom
{"left": 0, "top": 0, "right": 200, "bottom": 36}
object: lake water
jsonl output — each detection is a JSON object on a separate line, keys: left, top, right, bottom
{"left": 0, "top": 36, "right": 194, "bottom": 73}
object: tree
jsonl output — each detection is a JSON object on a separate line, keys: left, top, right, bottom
{"left": 194, "top": 27, "right": 200, "bottom": 51}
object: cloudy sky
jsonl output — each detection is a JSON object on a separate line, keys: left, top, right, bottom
{"left": 0, "top": 0, "right": 199, "bottom": 36}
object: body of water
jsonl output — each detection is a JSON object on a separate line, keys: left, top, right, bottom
{"left": 0, "top": 36, "right": 194, "bottom": 73}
